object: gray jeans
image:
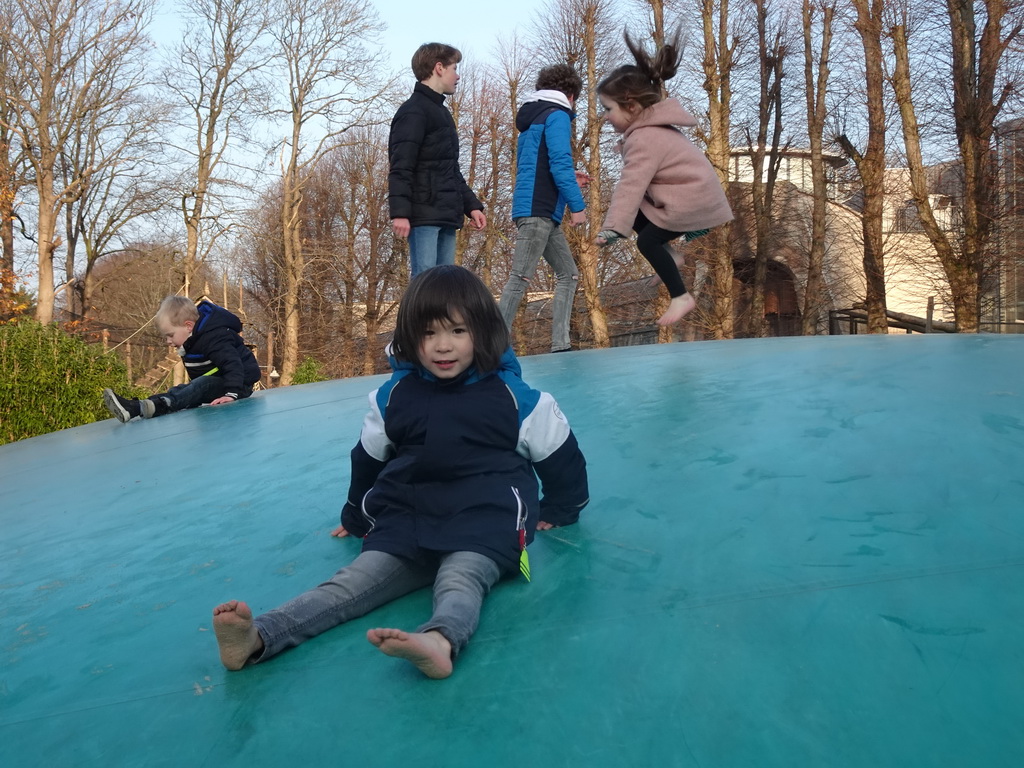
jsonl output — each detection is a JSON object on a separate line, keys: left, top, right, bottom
{"left": 252, "top": 550, "right": 501, "bottom": 663}
{"left": 498, "top": 217, "right": 579, "bottom": 352}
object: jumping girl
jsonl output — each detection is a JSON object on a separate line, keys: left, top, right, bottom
{"left": 596, "top": 31, "right": 733, "bottom": 326}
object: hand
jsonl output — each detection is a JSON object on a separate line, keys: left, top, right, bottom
{"left": 468, "top": 209, "right": 487, "bottom": 230}
{"left": 595, "top": 229, "right": 623, "bottom": 247}
{"left": 209, "top": 396, "right": 235, "bottom": 406}
{"left": 569, "top": 210, "right": 586, "bottom": 227}
{"left": 330, "top": 524, "right": 350, "bottom": 538}
{"left": 537, "top": 521, "right": 555, "bottom": 531}
{"left": 392, "top": 218, "right": 410, "bottom": 238}
{"left": 575, "top": 170, "right": 592, "bottom": 188}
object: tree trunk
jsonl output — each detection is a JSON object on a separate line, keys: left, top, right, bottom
{"left": 801, "top": 1, "right": 834, "bottom": 336}
{"left": 579, "top": 2, "right": 609, "bottom": 346}
{"left": 847, "top": 0, "right": 888, "bottom": 333}
{"left": 701, "top": 0, "right": 736, "bottom": 339}
{"left": 280, "top": 162, "right": 303, "bottom": 386}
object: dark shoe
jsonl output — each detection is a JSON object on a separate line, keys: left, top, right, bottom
{"left": 551, "top": 347, "right": 572, "bottom": 353}
{"left": 103, "top": 389, "right": 141, "bottom": 423}
{"left": 141, "top": 396, "right": 171, "bottom": 418}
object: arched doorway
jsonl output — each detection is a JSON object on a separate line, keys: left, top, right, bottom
{"left": 732, "top": 258, "right": 802, "bottom": 337}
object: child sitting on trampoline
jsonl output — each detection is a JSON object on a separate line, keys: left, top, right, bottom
{"left": 595, "top": 30, "right": 733, "bottom": 326}
{"left": 212, "top": 265, "right": 589, "bottom": 678}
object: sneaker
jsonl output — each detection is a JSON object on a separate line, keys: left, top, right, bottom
{"left": 139, "top": 398, "right": 156, "bottom": 419}
{"left": 103, "top": 389, "right": 141, "bottom": 423}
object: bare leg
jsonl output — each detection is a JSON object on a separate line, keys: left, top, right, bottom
{"left": 213, "top": 600, "right": 264, "bottom": 671}
{"left": 367, "top": 627, "right": 453, "bottom": 679}
{"left": 657, "top": 292, "right": 697, "bottom": 326}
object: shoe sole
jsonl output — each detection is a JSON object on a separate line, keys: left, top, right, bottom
{"left": 103, "top": 389, "right": 131, "bottom": 423}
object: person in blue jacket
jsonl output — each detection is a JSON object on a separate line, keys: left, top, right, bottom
{"left": 212, "top": 265, "right": 589, "bottom": 679}
{"left": 103, "top": 296, "right": 261, "bottom": 422}
{"left": 498, "top": 64, "right": 589, "bottom": 353}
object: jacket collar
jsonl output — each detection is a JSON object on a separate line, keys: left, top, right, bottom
{"left": 526, "top": 89, "right": 573, "bottom": 111}
{"left": 414, "top": 81, "right": 446, "bottom": 105}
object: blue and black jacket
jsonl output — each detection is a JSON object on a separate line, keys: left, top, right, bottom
{"left": 180, "top": 301, "right": 261, "bottom": 400}
{"left": 511, "top": 96, "right": 586, "bottom": 224}
{"left": 341, "top": 348, "right": 589, "bottom": 574}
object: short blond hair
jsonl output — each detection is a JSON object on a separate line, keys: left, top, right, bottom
{"left": 157, "top": 295, "right": 199, "bottom": 326}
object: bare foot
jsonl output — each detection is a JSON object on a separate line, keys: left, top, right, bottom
{"left": 658, "top": 293, "right": 697, "bottom": 326}
{"left": 367, "top": 628, "right": 453, "bottom": 679}
{"left": 212, "top": 600, "right": 264, "bottom": 670}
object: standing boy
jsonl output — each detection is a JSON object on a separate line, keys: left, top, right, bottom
{"left": 388, "top": 43, "right": 486, "bottom": 277}
{"left": 103, "top": 296, "right": 261, "bottom": 422}
{"left": 498, "top": 64, "right": 587, "bottom": 353}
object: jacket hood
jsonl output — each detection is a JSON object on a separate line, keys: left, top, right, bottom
{"left": 193, "top": 301, "right": 243, "bottom": 335}
{"left": 623, "top": 98, "right": 697, "bottom": 138}
{"left": 516, "top": 96, "right": 573, "bottom": 132}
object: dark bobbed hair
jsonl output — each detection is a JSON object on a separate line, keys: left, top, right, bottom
{"left": 597, "top": 29, "right": 683, "bottom": 110}
{"left": 411, "top": 42, "right": 462, "bottom": 81}
{"left": 536, "top": 63, "right": 583, "bottom": 100}
{"left": 392, "top": 265, "right": 510, "bottom": 374}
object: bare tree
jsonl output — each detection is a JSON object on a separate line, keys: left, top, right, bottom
{"left": 891, "top": 1, "right": 1022, "bottom": 332}
{"left": 63, "top": 109, "right": 172, "bottom": 321}
{"left": 700, "top": 0, "right": 740, "bottom": 339}
{"left": 837, "top": 0, "right": 889, "bottom": 333}
{"left": 0, "top": 0, "right": 27, "bottom": 311}
{"left": 3, "top": 0, "right": 154, "bottom": 324}
{"left": 800, "top": 0, "right": 836, "bottom": 335}
{"left": 742, "top": 0, "right": 789, "bottom": 337}
{"left": 164, "top": 0, "right": 273, "bottom": 297}
{"left": 269, "top": 0, "right": 388, "bottom": 385}
{"left": 331, "top": 130, "right": 403, "bottom": 374}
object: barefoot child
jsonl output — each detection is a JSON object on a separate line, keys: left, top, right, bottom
{"left": 595, "top": 30, "right": 733, "bottom": 326}
{"left": 213, "top": 265, "right": 589, "bottom": 678}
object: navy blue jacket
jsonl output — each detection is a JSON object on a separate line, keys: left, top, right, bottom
{"left": 511, "top": 97, "right": 585, "bottom": 223}
{"left": 341, "top": 349, "right": 589, "bottom": 574}
{"left": 388, "top": 82, "right": 483, "bottom": 228}
{"left": 180, "top": 301, "right": 261, "bottom": 399}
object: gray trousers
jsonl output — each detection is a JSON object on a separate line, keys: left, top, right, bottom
{"left": 499, "top": 217, "right": 579, "bottom": 352}
{"left": 252, "top": 550, "right": 501, "bottom": 663}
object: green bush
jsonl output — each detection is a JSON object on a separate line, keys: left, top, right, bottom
{"left": 0, "top": 321, "right": 146, "bottom": 445}
{"left": 291, "top": 356, "right": 330, "bottom": 385}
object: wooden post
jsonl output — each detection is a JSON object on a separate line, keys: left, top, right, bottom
{"left": 266, "top": 331, "right": 275, "bottom": 387}
{"left": 925, "top": 296, "right": 934, "bottom": 333}
{"left": 102, "top": 328, "right": 109, "bottom": 351}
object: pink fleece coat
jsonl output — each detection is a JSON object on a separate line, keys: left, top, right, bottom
{"left": 602, "top": 98, "right": 733, "bottom": 235}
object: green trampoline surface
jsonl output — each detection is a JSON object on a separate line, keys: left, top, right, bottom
{"left": 2, "top": 334, "right": 1023, "bottom": 767}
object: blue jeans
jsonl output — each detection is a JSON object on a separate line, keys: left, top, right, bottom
{"left": 409, "top": 226, "right": 458, "bottom": 277}
{"left": 159, "top": 375, "right": 239, "bottom": 411}
{"left": 498, "top": 217, "right": 579, "bottom": 352}
{"left": 252, "top": 550, "right": 501, "bottom": 663}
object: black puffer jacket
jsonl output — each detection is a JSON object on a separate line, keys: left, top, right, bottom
{"left": 388, "top": 82, "right": 483, "bottom": 228}
{"left": 180, "top": 301, "right": 261, "bottom": 399}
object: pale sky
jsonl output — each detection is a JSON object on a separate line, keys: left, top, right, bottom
{"left": 374, "top": 0, "right": 548, "bottom": 73}
{"left": 152, "top": 0, "right": 551, "bottom": 76}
